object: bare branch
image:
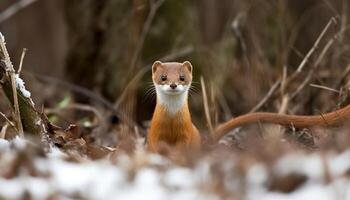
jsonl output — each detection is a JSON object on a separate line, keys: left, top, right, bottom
{"left": 0, "top": 0, "right": 38, "bottom": 23}
{"left": 249, "top": 79, "right": 281, "bottom": 113}
{"left": 201, "top": 76, "right": 214, "bottom": 136}
{"left": 295, "top": 17, "right": 336, "bottom": 72}
{"left": 18, "top": 48, "right": 27, "bottom": 75}
{"left": 0, "top": 32, "right": 23, "bottom": 136}
{"left": 309, "top": 84, "right": 340, "bottom": 94}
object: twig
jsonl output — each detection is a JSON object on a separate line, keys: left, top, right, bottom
{"left": 290, "top": 33, "right": 336, "bottom": 99}
{"left": 200, "top": 76, "right": 214, "bottom": 136}
{"left": 295, "top": 17, "right": 336, "bottom": 72}
{"left": 0, "top": 32, "right": 45, "bottom": 136}
{"left": 10, "top": 57, "right": 24, "bottom": 137}
{"left": 0, "top": 112, "right": 16, "bottom": 128}
{"left": 0, "top": 124, "right": 9, "bottom": 139}
{"left": 0, "top": 32, "right": 24, "bottom": 137}
{"left": 0, "top": 0, "right": 38, "bottom": 23}
{"left": 309, "top": 83, "right": 340, "bottom": 93}
{"left": 278, "top": 95, "right": 289, "bottom": 114}
{"left": 18, "top": 48, "right": 27, "bottom": 75}
{"left": 249, "top": 79, "right": 281, "bottom": 113}
{"left": 286, "top": 18, "right": 337, "bottom": 87}
{"left": 280, "top": 65, "right": 288, "bottom": 96}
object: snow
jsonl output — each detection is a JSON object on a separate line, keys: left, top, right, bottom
{"left": 0, "top": 138, "right": 349, "bottom": 200}
{"left": 0, "top": 138, "right": 10, "bottom": 151}
{"left": 256, "top": 178, "right": 350, "bottom": 200}
{"left": 0, "top": 138, "right": 215, "bottom": 200}
{"left": 274, "top": 151, "right": 350, "bottom": 181}
{"left": 247, "top": 151, "right": 350, "bottom": 200}
{"left": 12, "top": 136, "right": 26, "bottom": 150}
{"left": 15, "top": 74, "right": 31, "bottom": 98}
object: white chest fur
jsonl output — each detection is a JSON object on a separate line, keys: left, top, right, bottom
{"left": 155, "top": 84, "right": 189, "bottom": 116}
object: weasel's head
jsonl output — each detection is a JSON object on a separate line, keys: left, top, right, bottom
{"left": 152, "top": 61, "right": 193, "bottom": 114}
{"left": 152, "top": 61, "right": 192, "bottom": 95}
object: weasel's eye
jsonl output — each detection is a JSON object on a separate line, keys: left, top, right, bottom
{"left": 179, "top": 75, "right": 185, "bottom": 81}
{"left": 160, "top": 75, "right": 167, "bottom": 81}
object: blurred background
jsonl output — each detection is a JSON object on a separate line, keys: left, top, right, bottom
{"left": 0, "top": 0, "right": 349, "bottom": 133}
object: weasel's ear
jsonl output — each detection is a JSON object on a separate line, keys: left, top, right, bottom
{"left": 152, "top": 61, "right": 162, "bottom": 73}
{"left": 182, "top": 61, "right": 192, "bottom": 73}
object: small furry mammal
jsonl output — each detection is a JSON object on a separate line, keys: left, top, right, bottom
{"left": 148, "top": 61, "right": 200, "bottom": 152}
{"left": 148, "top": 60, "right": 350, "bottom": 152}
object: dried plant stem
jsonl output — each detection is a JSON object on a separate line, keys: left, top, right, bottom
{"left": 18, "top": 48, "right": 27, "bottom": 75}
{"left": 0, "top": 123, "right": 9, "bottom": 139}
{"left": 0, "top": 0, "right": 38, "bottom": 23}
{"left": 0, "top": 112, "right": 16, "bottom": 128}
{"left": 201, "top": 76, "right": 214, "bottom": 136}
{"left": 250, "top": 79, "right": 281, "bottom": 113}
{"left": 309, "top": 84, "right": 340, "bottom": 94}
{"left": 0, "top": 32, "right": 44, "bottom": 136}
{"left": 287, "top": 18, "right": 336, "bottom": 86}
{"left": 290, "top": 33, "right": 336, "bottom": 99}
{"left": 10, "top": 73, "right": 24, "bottom": 136}
{"left": 295, "top": 17, "right": 336, "bottom": 73}
{"left": 0, "top": 33, "right": 24, "bottom": 136}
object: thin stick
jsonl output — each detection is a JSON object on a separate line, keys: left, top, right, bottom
{"left": 18, "top": 48, "right": 27, "bottom": 74}
{"left": 0, "top": 0, "right": 38, "bottom": 23}
{"left": 296, "top": 17, "right": 336, "bottom": 72}
{"left": 284, "top": 18, "right": 336, "bottom": 89}
{"left": 0, "top": 124, "right": 9, "bottom": 139}
{"left": 200, "top": 76, "right": 214, "bottom": 136}
{"left": 0, "top": 112, "right": 16, "bottom": 128}
{"left": 249, "top": 79, "right": 281, "bottom": 113}
{"left": 10, "top": 72, "right": 24, "bottom": 136}
{"left": 290, "top": 33, "right": 336, "bottom": 99}
{"left": 309, "top": 83, "right": 340, "bottom": 93}
{"left": 278, "top": 95, "right": 289, "bottom": 114}
{"left": 0, "top": 32, "right": 24, "bottom": 137}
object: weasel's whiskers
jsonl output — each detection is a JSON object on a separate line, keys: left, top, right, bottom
{"left": 143, "top": 85, "right": 156, "bottom": 103}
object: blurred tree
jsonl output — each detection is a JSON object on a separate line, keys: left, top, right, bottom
{"left": 63, "top": 0, "right": 194, "bottom": 122}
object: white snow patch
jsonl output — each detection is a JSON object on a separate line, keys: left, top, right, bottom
{"left": 0, "top": 138, "right": 10, "bottom": 151}
{"left": 275, "top": 151, "right": 350, "bottom": 181}
{"left": 164, "top": 167, "right": 195, "bottom": 188}
{"left": 12, "top": 136, "right": 26, "bottom": 150}
{"left": 0, "top": 138, "right": 349, "bottom": 200}
{"left": 15, "top": 74, "right": 31, "bottom": 98}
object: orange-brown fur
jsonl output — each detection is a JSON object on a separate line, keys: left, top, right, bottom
{"left": 148, "top": 101, "right": 200, "bottom": 152}
{"left": 148, "top": 60, "right": 350, "bottom": 151}
{"left": 213, "top": 104, "right": 350, "bottom": 142}
{"left": 148, "top": 61, "right": 200, "bottom": 152}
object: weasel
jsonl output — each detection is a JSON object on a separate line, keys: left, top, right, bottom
{"left": 148, "top": 61, "right": 200, "bottom": 152}
{"left": 148, "top": 61, "right": 350, "bottom": 152}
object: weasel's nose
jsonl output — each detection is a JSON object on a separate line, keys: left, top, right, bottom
{"left": 170, "top": 83, "right": 177, "bottom": 89}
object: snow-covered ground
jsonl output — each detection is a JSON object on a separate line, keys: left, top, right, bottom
{"left": 0, "top": 137, "right": 349, "bottom": 200}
